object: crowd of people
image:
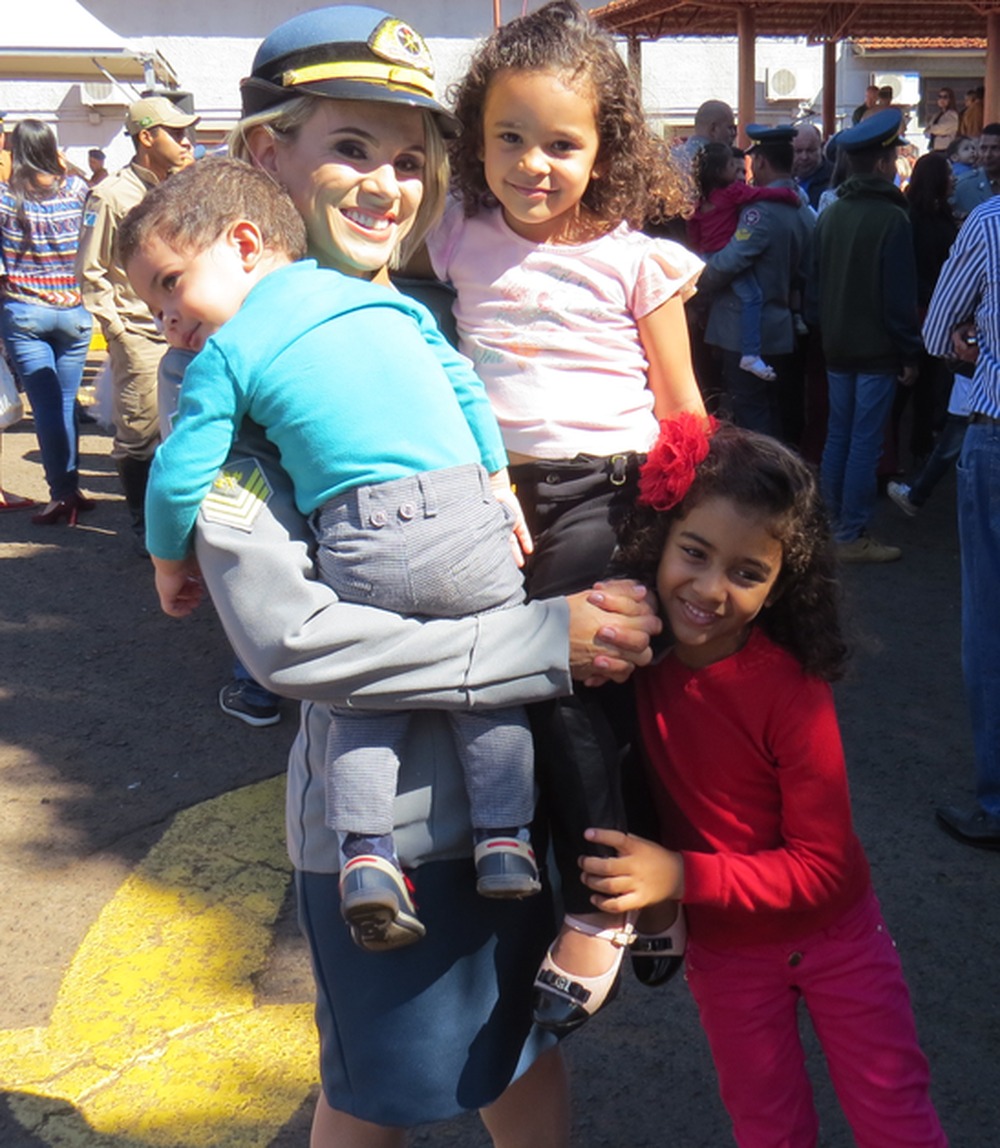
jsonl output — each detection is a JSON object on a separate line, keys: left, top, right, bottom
{"left": 2, "top": 2, "right": 997, "bottom": 1144}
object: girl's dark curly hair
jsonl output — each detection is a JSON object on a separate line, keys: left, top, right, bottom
{"left": 448, "top": 0, "right": 692, "bottom": 226}
{"left": 616, "top": 423, "right": 849, "bottom": 681}
{"left": 693, "top": 142, "right": 735, "bottom": 201}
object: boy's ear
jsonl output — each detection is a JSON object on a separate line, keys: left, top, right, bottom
{"left": 229, "top": 220, "right": 266, "bottom": 270}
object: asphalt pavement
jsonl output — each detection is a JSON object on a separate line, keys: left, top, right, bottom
{"left": 0, "top": 411, "right": 997, "bottom": 1147}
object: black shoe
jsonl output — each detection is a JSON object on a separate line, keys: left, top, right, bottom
{"left": 631, "top": 909, "right": 687, "bottom": 987}
{"left": 936, "top": 805, "right": 1000, "bottom": 850}
{"left": 218, "top": 681, "right": 281, "bottom": 728}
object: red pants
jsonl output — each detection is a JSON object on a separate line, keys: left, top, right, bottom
{"left": 685, "top": 890, "right": 947, "bottom": 1147}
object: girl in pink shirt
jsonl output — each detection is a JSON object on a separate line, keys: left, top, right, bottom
{"left": 689, "top": 141, "right": 802, "bottom": 382}
{"left": 581, "top": 417, "right": 947, "bottom": 1148}
{"left": 426, "top": 0, "right": 706, "bottom": 1033}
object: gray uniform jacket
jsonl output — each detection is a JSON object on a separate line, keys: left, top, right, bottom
{"left": 700, "top": 180, "right": 816, "bottom": 356}
{"left": 192, "top": 422, "right": 573, "bottom": 875}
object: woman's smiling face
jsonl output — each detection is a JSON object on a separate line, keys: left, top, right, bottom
{"left": 263, "top": 99, "right": 427, "bottom": 279}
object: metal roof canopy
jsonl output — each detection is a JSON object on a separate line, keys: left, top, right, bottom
{"left": 589, "top": 0, "right": 999, "bottom": 140}
{"left": 0, "top": 49, "right": 176, "bottom": 86}
{"left": 0, "top": 0, "right": 178, "bottom": 88}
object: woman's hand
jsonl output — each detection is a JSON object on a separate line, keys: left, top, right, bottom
{"left": 579, "top": 827, "right": 685, "bottom": 913}
{"left": 566, "top": 580, "right": 661, "bottom": 685}
{"left": 152, "top": 554, "right": 205, "bottom": 618}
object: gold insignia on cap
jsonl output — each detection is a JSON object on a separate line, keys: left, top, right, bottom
{"left": 369, "top": 17, "right": 434, "bottom": 77}
{"left": 200, "top": 458, "right": 272, "bottom": 532}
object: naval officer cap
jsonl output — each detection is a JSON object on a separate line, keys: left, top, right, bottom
{"left": 745, "top": 124, "right": 797, "bottom": 153}
{"left": 746, "top": 124, "right": 796, "bottom": 145}
{"left": 241, "top": 5, "right": 460, "bottom": 138}
{"left": 836, "top": 107, "right": 905, "bottom": 154}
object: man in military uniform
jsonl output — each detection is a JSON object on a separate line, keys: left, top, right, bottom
{"left": 698, "top": 125, "right": 814, "bottom": 440}
{"left": 812, "top": 108, "right": 921, "bottom": 564}
{"left": 76, "top": 96, "right": 198, "bottom": 551}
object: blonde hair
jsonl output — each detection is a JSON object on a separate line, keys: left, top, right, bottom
{"left": 228, "top": 96, "right": 448, "bottom": 269}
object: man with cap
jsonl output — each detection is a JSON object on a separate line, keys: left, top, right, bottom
{"left": 953, "top": 123, "right": 1000, "bottom": 219}
{"left": 923, "top": 197, "right": 1000, "bottom": 849}
{"left": 698, "top": 124, "right": 814, "bottom": 440}
{"left": 75, "top": 96, "right": 197, "bottom": 553}
{"left": 810, "top": 108, "right": 921, "bottom": 563}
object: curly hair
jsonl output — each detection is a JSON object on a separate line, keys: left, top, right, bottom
{"left": 448, "top": 0, "right": 691, "bottom": 227}
{"left": 693, "top": 142, "right": 736, "bottom": 200}
{"left": 615, "top": 423, "right": 849, "bottom": 680}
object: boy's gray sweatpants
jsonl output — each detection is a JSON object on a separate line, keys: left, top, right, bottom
{"left": 314, "top": 464, "right": 534, "bottom": 835}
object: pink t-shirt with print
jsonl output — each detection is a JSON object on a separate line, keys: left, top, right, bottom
{"left": 427, "top": 201, "right": 702, "bottom": 461}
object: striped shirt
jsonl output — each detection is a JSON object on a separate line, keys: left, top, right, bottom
{"left": 0, "top": 174, "right": 89, "bottom": 308}
{"left": 923, "top": 195, "right": 1000, "bottom": 419}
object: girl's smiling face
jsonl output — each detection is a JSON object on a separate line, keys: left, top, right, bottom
{"left": 480, "top": 67, "right": 602, "bottom": 244}
{"left": 656, "top": 496, "right": 784, "bottom": 669}
{"left": 259, "top": 99, "right": 427, "bottom": 279}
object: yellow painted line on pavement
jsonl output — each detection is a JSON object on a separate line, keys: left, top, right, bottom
{"left": 0, "top": 776, "right": 318, "bottom": 1146}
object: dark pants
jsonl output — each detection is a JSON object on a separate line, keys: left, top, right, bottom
{"left": 511, "top": 454, "right": 643, "bottom": 914}
{"left": 717, "top": 349, "right": 800, "bottom": 441}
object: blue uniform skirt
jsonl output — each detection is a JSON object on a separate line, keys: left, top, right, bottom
{"left": 296, "top": 858, "right": 559, "bottom": 1126}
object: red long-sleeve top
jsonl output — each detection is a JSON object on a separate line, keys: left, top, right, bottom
{"left": 688, "top": 181, "right": 804, "bottom": 254}
{"left": 635, "top": 627, "right": 871, "bottom": 949}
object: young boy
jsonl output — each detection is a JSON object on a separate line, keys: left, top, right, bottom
{"left": 120, "top": 157, "right": 541, "bottom": 951}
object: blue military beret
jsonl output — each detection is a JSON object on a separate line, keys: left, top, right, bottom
{"left": 836, "top": 108, "right": 904, "bottom": 154}
{"left": 241, "top": 5, "right": 460, "bottom": 137}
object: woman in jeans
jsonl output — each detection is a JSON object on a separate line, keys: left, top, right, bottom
{"left": 0, "top": 120, "right": 93, "bottom": 524}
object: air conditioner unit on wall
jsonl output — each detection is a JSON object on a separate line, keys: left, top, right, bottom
{"left": 765, "top": 67, "right": 811, "bottom": 102}
{"left": 80, "top": 80, "right": 129, "bottom": 108}
{"left": 873, "top": 73, "right": 921, "bottom": 106}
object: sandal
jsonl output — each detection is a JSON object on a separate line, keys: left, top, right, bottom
{"left": 532, "top": 913, "right": 635, "bottom": 1033}
{"left": 631, "top": 908, "right": 687, "bottom": 987}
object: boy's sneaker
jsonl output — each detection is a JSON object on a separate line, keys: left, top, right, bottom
{"left": 218, "top": 681, "right": 281, "bottom": 727}
{"left": 339, "top": 855, "right": 426, "bottom": 952}
{"left": 836, "top": 534, "right": 902, "bottom": 564}
{"left": 474, "top": 833, "right": 542, "bottom": 899}
{"left": 887, "top": 481, "right": 919, "bottom": 518}
{"left": 739, "top": 354, "right": 777, "bottom": 381}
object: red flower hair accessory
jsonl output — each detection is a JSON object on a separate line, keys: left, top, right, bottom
{"left": 638, "top": 412, "right": 718, "bottom": 512}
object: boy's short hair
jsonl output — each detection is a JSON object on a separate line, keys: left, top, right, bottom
{"left": 118, "top": 156, "right": 308, "bottom": 269}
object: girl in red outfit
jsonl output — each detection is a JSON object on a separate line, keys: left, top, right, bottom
{"left": 582, "top": 418, "right": 947, "bottom": 1148}
{"left": 689, "top": 143, "right": 802, "bottom": 383}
